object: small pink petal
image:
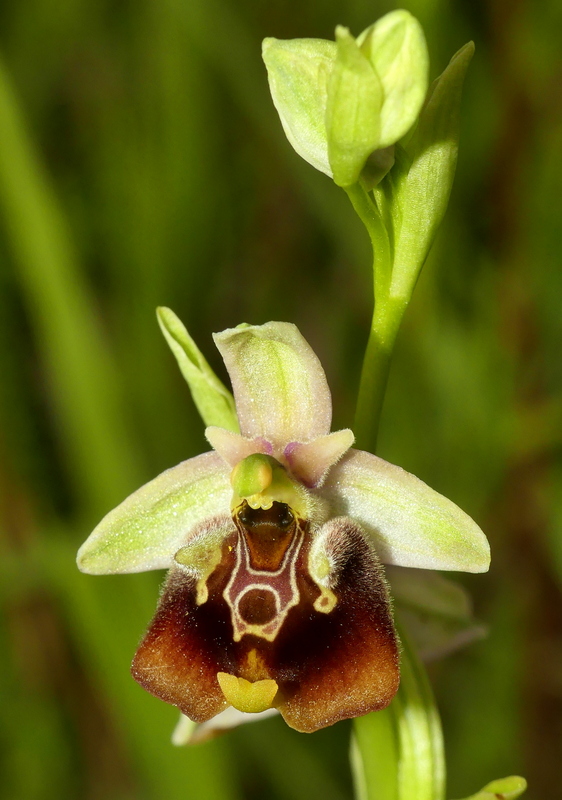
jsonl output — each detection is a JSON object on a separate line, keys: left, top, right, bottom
{"left": 205, "top": 426, "right": 273, "bottom": 467}
{"left": 283, "top": 429, "right": 355, "bottom": 487}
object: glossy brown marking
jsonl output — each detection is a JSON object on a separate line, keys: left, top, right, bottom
{"left": 237, "top": 588, "right": 277, "bottom": 625}
{"left": 236, "top": 502, "right": 295, "bottom": 571}
{"left": 224, "top": 503, "right": 305, "bottom": 642}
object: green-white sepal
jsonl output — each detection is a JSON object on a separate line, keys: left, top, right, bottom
{"left": 326, "top": 27, "right": 382, "bottom": 187}
{"left": 323, "top": 449, "right": 490, "bottom": 573}
{"left": 357, "top": 9, "right": 428, "bottom": 149}
{"left": 455, "top": 775, "right": 527, "bottom": 800}
{"left": 262, "top": 37, "right": 335, "bottom": 177}
{"left": 157, "top": 307, "right": 238, "bottom": 432}
{"left": 380, "top": 42, "right": 475, "bottom": 303}
{"left": 77, "top": 452, "right": 231, "bottom": 574}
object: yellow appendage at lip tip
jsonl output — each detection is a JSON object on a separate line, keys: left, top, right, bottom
{"left": 217, "top": 672, "right": 279, "bottom": 713}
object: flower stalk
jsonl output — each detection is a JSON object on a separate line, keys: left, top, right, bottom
{"left": 262, "top": 15, "right": 526, "bottom": 794}
{"left": 322, "top": 19, "right": 477, "bottom": 800}
{"left": 344, "top": 182, "right": 396, "bottom": 453}
{"left": 351, "top": 624, "right": 445, "bottom": 800}
{"left": 350, "top": 179, "right": 447, "bottom": 797}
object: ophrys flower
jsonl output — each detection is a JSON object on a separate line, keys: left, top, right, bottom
{"left": 77, "top": 319, "right": 489, "bottom": 733}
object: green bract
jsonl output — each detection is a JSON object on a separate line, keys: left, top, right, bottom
{"left": 263, "top": 10, "right": 428, "bottom": 186}
{"left": 381, "top": 41, "right": 476, "bottom": 303}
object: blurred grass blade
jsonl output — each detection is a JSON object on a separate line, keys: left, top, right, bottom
{"left": 0, "top": 53, "right": 142, "bottom": 512}
{"left": 44, "top": 532, "right": 241, "bottom": 800}
{"left": 157, "top": 306, "right": 238, "bottom": 431}
{"left": 0, "top": 48, "right": 240, "bottom": 800}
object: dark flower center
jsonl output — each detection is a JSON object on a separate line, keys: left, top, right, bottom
{"left": 237, "top": 588, "right": 278, "bottom": 624}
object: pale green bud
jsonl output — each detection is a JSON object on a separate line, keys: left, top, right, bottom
{"left": 263, "top": 10, "right": 429, "bottom": 187}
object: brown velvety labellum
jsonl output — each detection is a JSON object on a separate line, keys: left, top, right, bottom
{"left": 131, "top": 533, "right": 239, "bottom": 722}
{"left": 274, "top": 522, "right": 399, "bottom": 732}
{"left": 132, "top": 506, "right": 399, "bottom": 732}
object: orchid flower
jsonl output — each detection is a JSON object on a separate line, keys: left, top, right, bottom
{"left": 77, "top": 319, "right": 489, "bottom": 735}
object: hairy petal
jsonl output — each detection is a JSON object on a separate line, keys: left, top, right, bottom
{"left": 277, "top": 517, "right": 399, "bottom": 731}
{"left": 205, "top": 426, "right": 273, "bottom": 467}
{"left": 132, "top": 565, "right": 232, "bottom": 722}
{"left": 214, "top": 322, "right": 332, "bottom": 446}
{"left": 284, "top": 429, "right": 354, "bottom": 487}
{"left": 132, "top": 510, "right": 398, "bottom": 734}
{"left": 322, "top": 449, "right": 490, "bottom": 572}
{"left": 77, "top": 452, "right": 231, "bottom": 574}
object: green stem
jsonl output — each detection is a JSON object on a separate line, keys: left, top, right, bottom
{"left": 351, "top": 628, "right": 445, "bottom": 800}
{"left": 345, "top": 182, "right": 400, "bottom": 452}
{"left": 347, "top": 182, "right": 446, "bottom": 800}
{"left": 345, "top": 182, "right": 392, "bottom": 301}
{"left": 353, "top": 305, "right": 401, "bottom": 453}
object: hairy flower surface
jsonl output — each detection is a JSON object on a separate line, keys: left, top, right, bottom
{"left": 77, "top": 321, "right": 489, "bottom": 733}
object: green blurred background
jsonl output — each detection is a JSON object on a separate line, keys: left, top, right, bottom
{"left": 1, "top": 0, "right": 561, "bottom": 797}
